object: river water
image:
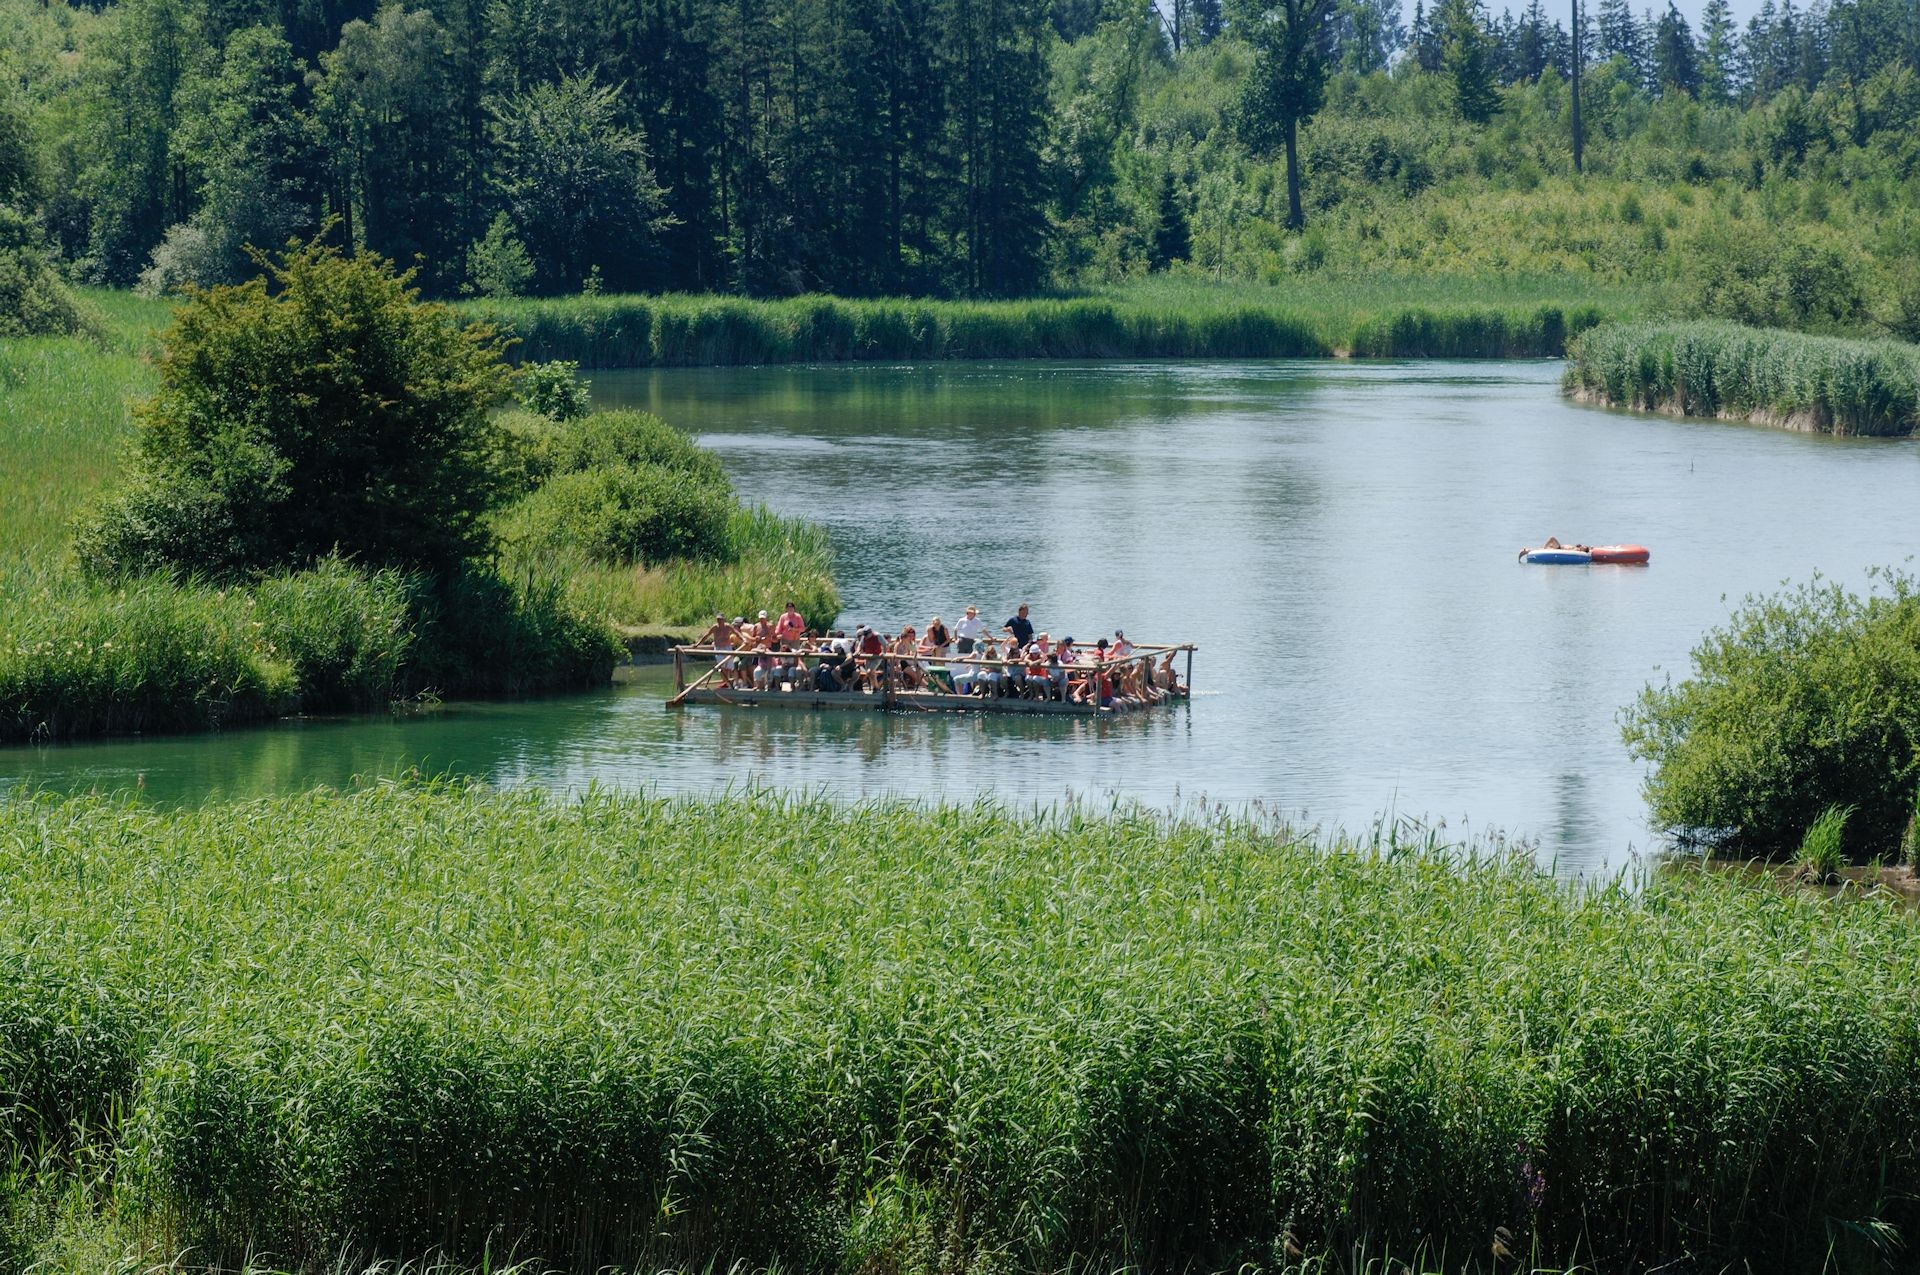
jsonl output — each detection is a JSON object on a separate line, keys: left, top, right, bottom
{"left": 5, "top": 360, "right": 1916, "bottom": 877}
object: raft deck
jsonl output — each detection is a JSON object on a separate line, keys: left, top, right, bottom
{"left": 667, "top": 644, "right": 1194, "bottom": 716}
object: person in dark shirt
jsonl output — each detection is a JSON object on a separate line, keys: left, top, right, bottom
{"left": 1003, "top": 603, "right": 1034, "bottom": 649}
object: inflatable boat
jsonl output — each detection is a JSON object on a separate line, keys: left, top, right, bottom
{"left": 1519, "top": 544, "right": 1651, "bottom": 565}
{"left": 1588, "top": 544, "right": 1650, "bottom": 564}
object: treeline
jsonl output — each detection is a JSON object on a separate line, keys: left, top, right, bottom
{"left": 0, "top": 0, "right": 1916, "bottom": 308}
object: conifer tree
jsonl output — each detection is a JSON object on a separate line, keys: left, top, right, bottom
{"left": 1652, "top": 1, "right": 1700, "bottom": 94}
{"left": 1438, "top": 0, "right": 1501, "bottom": 120}
{"left": 1698, "top": 0, "right": 1739, "bottom": 100}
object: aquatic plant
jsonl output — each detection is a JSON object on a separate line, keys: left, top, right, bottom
{"left": 1796, "top": 804, "right": 1853, "bottom": 882}
{"left": 465, "top": 276, "right": 1639, "bottom": 369}
{"left": 3, "top": 785, "right": 1920, "bottom": 1271}
{"left": 1565, "top": 320, "right": 1920, "bottom": 436}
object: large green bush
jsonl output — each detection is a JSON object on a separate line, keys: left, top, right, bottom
{"left": 77, "top": 239, "right": 515, "bottom": 579}
{"left": 0, "top": 206, "right": 93, "bottom": 339}
{"left": 503, "top": 463, "right": 734, "bottom": 565}
{"left": 1623, "top": 572, "right": 1920, "bottom": 856}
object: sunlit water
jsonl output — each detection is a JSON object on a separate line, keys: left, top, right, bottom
{"left": 6, "top": 360, "right": 1917, "bottom": 877}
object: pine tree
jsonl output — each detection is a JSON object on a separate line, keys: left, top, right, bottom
{"left": 1698, "top": 0, "right": 1738, "bottom": 100}
{"left": 1437, "top": 0, "right": 1500, "bottom": 119}
{"left": 1596, "top": 0, "right": 1646, "bottom": 84}
{"left": 1410, "top": 0, "right": 1445, "bottom": 70}
{"left": 1651, "top": 1, "right": 1699, "bottom": 94}
{"left": 1149, "top": 167, "right": 1190, "bottom": 268}
{"left": 1514, "top": 0, "right": 1551, "bottom": 81}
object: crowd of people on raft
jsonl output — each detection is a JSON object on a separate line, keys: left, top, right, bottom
{"left": 693, "top": 602, "right": 1186, "bottom": 707}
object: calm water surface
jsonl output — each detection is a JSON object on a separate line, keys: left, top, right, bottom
{"left": 7, "top": 360, "right": 1917, "bottom": 876}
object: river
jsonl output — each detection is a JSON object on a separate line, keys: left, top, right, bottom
{"left": 5, "top": 360, "right": 1916, "bottom": 877}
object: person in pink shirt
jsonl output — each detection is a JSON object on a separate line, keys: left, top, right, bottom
{"left": 774, "top": 602, "right": 807, "bottom": 644}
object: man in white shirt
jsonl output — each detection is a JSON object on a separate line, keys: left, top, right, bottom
{"left": 954, "top": 605, "right": 986, "bottom": 655}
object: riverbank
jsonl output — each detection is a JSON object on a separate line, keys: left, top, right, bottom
{"left": 465, "top": 274, "right": 1656, "bottom": 368}
{"left": 1565, "top": 320, "right": 1920, "bottom": 437}
{"left": 3, "top": 784, "right": 1916, "bottom": 1273}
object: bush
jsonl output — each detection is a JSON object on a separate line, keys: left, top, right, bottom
{"left": 534, "top": 408, "right": 728, "bottom": 488}
{"left": 1684, "top": 223, "right": 1867, "bottom": 332}
{"left": 503, "top": 463, "right": 734, "bottom": 565}
{"left": 78, "top": 238, "right": 515, "bottom": 579}
{"left": 0, "top": 205, "right": 93, "bottom": 339}
{"left": 517, "top": 358, "right": 590, "bottom": 421}
{"left": 1623, "top": 572, "right": 1920, "bottom": 856}
{"left": 402, "top": 564, "right": 624, "bottom": 696}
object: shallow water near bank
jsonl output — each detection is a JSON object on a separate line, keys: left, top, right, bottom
{"left": 5, "top": 359, "right": 1917, "bottom": 877}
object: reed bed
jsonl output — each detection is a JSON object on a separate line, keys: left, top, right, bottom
{"left": 1565, "top": 321, "right": 1920, "bottom": 436}
{"left": 3, "top": 785, "right": 1918, "bottom": 1272}
{"left": 467, "top": 278, "right": 1640, "bottom": 369}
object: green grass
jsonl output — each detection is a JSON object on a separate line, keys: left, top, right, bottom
{"left": 3, "top": 785, "right": 1919, "bottom": 1272}
{"left": 0, "top": 292, "right": 169, "bottom": 563}
{"left": 1797, "top": 804, "right": 1855, "bottom": 880}
{"left": 465, "top": 274, "right": 1654, "bottom": 369}
{"left": 1566, "top": 320, "right": 1920, "bottom": 436}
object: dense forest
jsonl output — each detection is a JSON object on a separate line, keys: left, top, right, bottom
{"left": 0, "top": 0, "right": 1916, "bottom": 317}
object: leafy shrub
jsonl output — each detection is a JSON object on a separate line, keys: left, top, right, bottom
{"left": 503, "top": 463, "right": 733, "bottom": 565}
{"left": 135, "top": 220, "right": 229, "bottom": 297}
{"left": 517, "top": 358, "right": 590, "bottom": 421}
{"left": 1683, "top": 223, "right": 1866, "bottom": 332}
{"left": 0, "top": 205, "right": 93, "bottom": 338}
{"left": 1623, "top": 572, "right": 1920, "bottom": 856}
{"left": 78, "top": 238, "right": 515, "bottom": 579}
{"left": 537, "top": 408, "right": 728, "bottom": 487}
{"left": 465, "top": 211, "right": 534, "bottom": 299}
{"left": 402, "top": 564, "right": 623, "bottom": 696}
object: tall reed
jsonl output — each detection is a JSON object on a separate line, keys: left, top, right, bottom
{"left": 1566, "top": 320, "right": 1920, "bottom": 436}
{"left": 4, "top": 786, "right": 1917, "bottom": 1273}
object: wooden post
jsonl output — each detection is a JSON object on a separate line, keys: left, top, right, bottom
{"left": 673, "top": 646, "right": 685, "bottom": 694}
{"left": 1185, "top": 645, "right": 1194, "bottom": 695}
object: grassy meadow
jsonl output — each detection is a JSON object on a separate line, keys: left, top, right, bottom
{"left": 0, "top": 291, "right": 168, "bottom": 561}
{"left": 466, "top": 274, "right": 1654, "bottom": 368}
{"left": 3, "top": 785, "right": 1920, "bottom": 1272}
{"left": 1566, "top": 321, "right": 1920, "bottom": 436}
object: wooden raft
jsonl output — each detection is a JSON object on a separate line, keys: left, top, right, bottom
{"left": 666, "top": 645, "right": 1195, "bottom": 716}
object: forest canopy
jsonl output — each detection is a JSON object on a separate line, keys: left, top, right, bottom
{"left": 0, "top": 0, "right": 1915, "bottom": 308}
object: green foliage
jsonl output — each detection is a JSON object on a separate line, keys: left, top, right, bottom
{"left": 0, "top": 206, "right": 93, "bottom": 339}
{"left": 1566, "top": 320, "right": 1920, "bottom": 435}
{"left": 79, "top": 239, "right": 516, "bottom": 579}
{"left": 1684, "top": 222, "right": 1866, "bottom": 332}
{"left": 6, "top": 785, "right": 1920, "bottom": 1270}
{"left": 517, "top": 407, "right": 728, "bottom": 487}
{"left": 465, "top": 212, "right": 534, "bottom": 300}
{"left": 1796, "top": 803, "right": 1853, "bottom": 879}
{"left": 502, "top": 463, "right": 734, "bottom": 565}
{"left": 1623, "top": 572, "right": 1920, "bottom": 856}
{"left": 1903, "top": 784, "right": 1920, "bottom": 864}
{"left": 402, "top": 564, "right": 624, "bottom": 697}
{"left": 1437, "top": 0, "right": 1500, "bottom": 122}
{"left": 486, "top": 74, "right": 672, "bottom": 295}
{"left": 515, "top": 358, "right": 590, "bottom": 421}
{"left": 250, "top": 555, "right": 414, "bottom": 711}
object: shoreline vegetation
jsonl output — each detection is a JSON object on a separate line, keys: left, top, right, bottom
{"left": 1565, "top": 321, "right": 1920, "bottom": 437}
{"left": 466, "top": 276, "right": 1642, "bottom": 367}
{"left": 0, "top": 257, "right": 837, "bottom": 744}
{"left": 5, "top": 785, "right": 1920, "bottom": 1273}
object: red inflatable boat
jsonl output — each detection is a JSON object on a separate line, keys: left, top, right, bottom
{"left": 1587, "top": 544, "right": 1650, "bottom": 564}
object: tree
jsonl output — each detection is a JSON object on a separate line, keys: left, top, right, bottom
{"left": 1409, "top": 0, "right": 1445, "bottom": 70}
{"left": 487, "top": 74, "right": 673, "bottom": 294}
{"left": 1697, "top": 0, "right": 1738, "bottom": 100}
{"left": 465, "top": 211, "right": 534, "bottom": 297}
{"left": 1651, "top": 2, "right": 1699, "bottom": 95}
{"left": 1149, "top": 167, "right": 1190, "bottom": 268}
{"left": 1235, "top": 0, "right": 1336, "bottom": 231}
{"left": 1596, "top": 0, "right": 1646, "bottom": 85}
{"left": 142, "top": 24, "right": 318, "bottom": 291}
{"left": 1512, "top": 0, "right": 1551, "bottom": 81}
{"left": 1437, "top": 0, "right": 1500, "bottom": 122}
{"left": 78, "top": 239, "right": 515, "bottom": 578}
{"left": 1331, "top": 0, "right": 1407, "bottom": 72}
